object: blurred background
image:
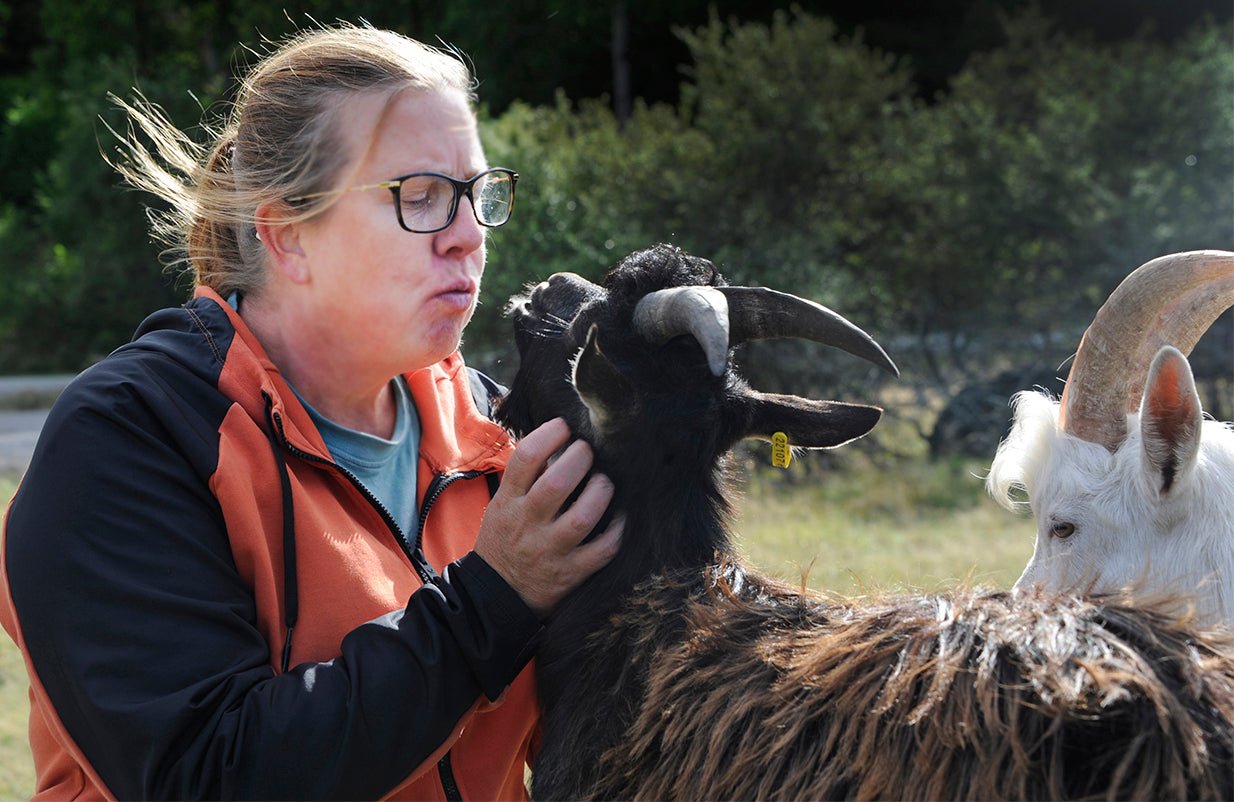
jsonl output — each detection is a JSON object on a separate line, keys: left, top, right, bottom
{"left": 0, "top": 3, "right": 1230, "bottom": 795}
{"left": 0, "top": 0, "right": 1230, "bottom": 455}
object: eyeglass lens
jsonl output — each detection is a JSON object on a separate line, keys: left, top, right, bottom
{"left": 398, "top": 171, "right": 514, "bottom": 232}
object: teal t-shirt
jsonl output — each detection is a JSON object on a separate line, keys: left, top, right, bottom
{"left": 291, "top": 376, "right": 422, "bottom": 539}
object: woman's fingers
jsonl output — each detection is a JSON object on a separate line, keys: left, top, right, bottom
{"left": 551, "top": 472, "right": 614, "bottom": 542}
{"left": 498, "top": 417, "right": 572, "bottom": 497}
{"left": 524, "top": 439, "right": 597, "bottom": 516}
{"left": 473, "top": 419, "right": 622, "bottom": 617}
{"left": 568, "top": 513, "right": 624, "bottom": 575}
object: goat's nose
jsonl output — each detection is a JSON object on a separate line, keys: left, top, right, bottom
{"left": 528, "top": 281, "right": 552, "bottom": 313}
{"left": 532, "top": 274, "right": 577, "bottom": 304}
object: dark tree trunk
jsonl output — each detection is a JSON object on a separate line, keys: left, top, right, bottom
{"left": 611, "top": 0, "right": 631, "bottom": 130}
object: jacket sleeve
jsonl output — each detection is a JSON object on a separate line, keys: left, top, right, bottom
{"left": 3, "top": 369, "right": 542, "bottom": 801}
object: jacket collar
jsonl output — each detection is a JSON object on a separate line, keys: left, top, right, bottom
{"left": 193, "top": 286, "right": 513, "bottom": 475}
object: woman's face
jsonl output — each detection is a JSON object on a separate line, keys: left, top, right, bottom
{"left": 294, "top": 88, "right": 490, "bottom": 378}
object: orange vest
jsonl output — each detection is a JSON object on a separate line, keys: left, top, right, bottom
{"left": 1, "top": 287, "right": 539, "bottom": 800}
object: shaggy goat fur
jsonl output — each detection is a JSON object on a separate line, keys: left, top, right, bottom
{"left": 585, "top": 571, "right": 1234, "bottom": 801}
{"left": 498, "top": 245, "right": 1234, "bottom": 801}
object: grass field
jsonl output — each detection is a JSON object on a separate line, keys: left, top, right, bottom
{"left": 0, "top": 456, "right": 1034, "bottom": 799}
{"left": 733, "top": 453, "right": 1034, "bottom": 593}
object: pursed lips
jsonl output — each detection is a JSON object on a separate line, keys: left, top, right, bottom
{"left": 432, "top": 280, "right": 478, "bottom": 310}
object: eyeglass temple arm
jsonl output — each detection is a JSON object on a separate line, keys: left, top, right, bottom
{"left": 287, "top": 180, "right": 401, "bottom": 203}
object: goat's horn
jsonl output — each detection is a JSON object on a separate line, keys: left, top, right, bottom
{"left": 632, "top": 286, "right": 731, "bottom": 376}
{"left": 1061, "top": 250, "right": 1234, "bottom": 452}
{"left": 718, "top": 286, "right": 899, "bottom": 376}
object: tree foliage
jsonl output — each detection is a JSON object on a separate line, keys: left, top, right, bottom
{"left": 0, "top": 2, "right": 1229, "bottom": 433}
{"left": 482, "top": 8, "right": 1231, "bottom": 401}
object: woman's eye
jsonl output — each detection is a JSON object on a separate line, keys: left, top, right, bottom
{"left": 399, "top": 177, "right": 445, "bottom": 213}
{"left": 1050, "top": 521, "right": 1076, "bottom": 539}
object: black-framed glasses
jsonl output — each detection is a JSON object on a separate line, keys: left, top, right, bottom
{"left": 288, "top": 167, "right": 518, "bottom": 234}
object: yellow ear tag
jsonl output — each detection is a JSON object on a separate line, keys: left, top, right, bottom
{"left": 771, "top": 432, "right": 792, "bottom": 469}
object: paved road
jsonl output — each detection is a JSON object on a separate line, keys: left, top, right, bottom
{"left": 0, "top": 409, "right": 52, "bottom": 473}
{"left": 0, "top": 375, "right": 75, "bottom": 474}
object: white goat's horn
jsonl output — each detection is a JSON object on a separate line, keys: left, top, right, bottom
{"left": 1061, "top": 250, "right": 1234, "bottom": 452}
{"left": 632, "top": 286, "right": 731, "bottom": 376}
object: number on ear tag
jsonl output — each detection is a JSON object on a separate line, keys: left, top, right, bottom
{"left": 771, "top": 432, "right": 792, "bottom": 469}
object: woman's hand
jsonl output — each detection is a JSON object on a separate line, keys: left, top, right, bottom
{"left": 474, "top": 418, "right": 622, "bottom": 618}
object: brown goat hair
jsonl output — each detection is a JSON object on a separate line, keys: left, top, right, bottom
{"left": 580, "top": 567, "right": 1234, "bottom": 801}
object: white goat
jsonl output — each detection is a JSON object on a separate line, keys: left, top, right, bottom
{"left": 988, "top": 250, "right": 1234, "bottom": 628}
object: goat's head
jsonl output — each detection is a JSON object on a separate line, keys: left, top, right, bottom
{"left": 988, "top": 250, "right": 1234, "bottom": 626}
{"left": 497, "top": 244, "right": 896, "bottom": 549}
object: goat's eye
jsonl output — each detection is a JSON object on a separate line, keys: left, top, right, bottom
{"left": 1050, "top": 521, "right": 1076, "bottom": 539}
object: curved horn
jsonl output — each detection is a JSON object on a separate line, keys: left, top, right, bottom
{"left": 632, "top": 286, "right": 730, "bottom": 376}
{"left": 718, "top": 286, "right": 899, "bottom": 376}
{"left": 1061, "top": 250, "right": 1234, "bottom": 452}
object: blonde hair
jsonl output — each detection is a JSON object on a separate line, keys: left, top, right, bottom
{"left": 109, "top": 23, "right": 476, "bottom": 295}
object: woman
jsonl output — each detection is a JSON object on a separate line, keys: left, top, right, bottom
{"left": 0, "top": 24, "right": 621, "bottom": 800}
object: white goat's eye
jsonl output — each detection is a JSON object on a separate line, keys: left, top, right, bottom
{"left": 1050, "top": 521, "right": 1076, "bottom": 539}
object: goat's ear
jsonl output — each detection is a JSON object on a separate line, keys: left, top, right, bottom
{"left": 572, "top": 324, "right": 636, "bottom": 437}
{"left": 743, "top": 392, "right": 882, "bottom": 448}
{"left": 1139, "top": 345, "right": 1202, "bottom": 495}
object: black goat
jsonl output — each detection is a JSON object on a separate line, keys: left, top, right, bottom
{"left": 496, "top": 244, "right": 1234, "bottom": 801}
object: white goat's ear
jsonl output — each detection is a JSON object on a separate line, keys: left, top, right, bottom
{"left": 572, "top": 324, "right": 635, "bottom": 437}
{"left": 1139, "top": 345, "right": 1202, "bottom": 495}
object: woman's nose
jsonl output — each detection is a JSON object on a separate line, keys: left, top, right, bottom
{"left": 435, "top": 196, "right": 486, "bottom": 257}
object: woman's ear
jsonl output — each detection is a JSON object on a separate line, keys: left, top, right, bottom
{"left": 255, "top": 202, "right": 310, "bottom": 284}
